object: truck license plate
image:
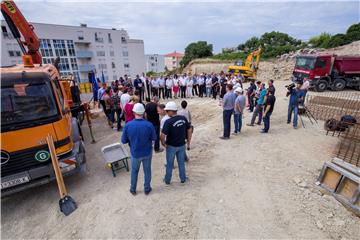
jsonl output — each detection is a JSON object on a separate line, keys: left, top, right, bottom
{"left": 1, "top": 175, "right": 30, "bottom": 189}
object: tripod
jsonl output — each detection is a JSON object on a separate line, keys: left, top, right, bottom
{"left": 299, "top": 104, "right": 318, "bottom": 128}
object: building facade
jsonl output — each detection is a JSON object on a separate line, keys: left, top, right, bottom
{"left": 1, "top": 21, "right": 146, "bottom": 83}
{"left": 164, "top": 51, "right": 184, "bottom": 71}
{"left": 145, "top": 54, "right": 165, "bottom": 73}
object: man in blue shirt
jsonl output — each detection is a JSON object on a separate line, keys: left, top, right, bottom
{"left": 121, "top": 103, "right": 157, "bottom": 195}
{"left": 287, "top": 80, "right": 305, "bottom": 129}
{"left": 248, "top": 83, "right": 267, "bottom": 126}
{"left": 220, "top": 84, "right": 237, "bottom": 140}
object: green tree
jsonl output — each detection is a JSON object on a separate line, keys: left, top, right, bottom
{"left": 235, "top": 32, "right": 302, "bottom": 59}
{"left": 259, "top": 31, "right": 302, "bottom": 58}
{"left": 238, "top": 36, "right": 260, "bottom": 51}
{"left": 309, "top": 32, "right": 332, "bottom": 48}
{"left": 180, "top": 41, "right": 213, "bottom": 67}
{"left": 327, "top": 33, "right": 348, "bottom": 48}
{"left": 346, "top": 23, "right": 360, "bottom": 42}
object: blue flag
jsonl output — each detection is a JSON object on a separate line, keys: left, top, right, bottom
{"left": 101, "top": 70, "right": 105, "bottom": 84}
{"left": 91, "top": 71, "right": 99, "bottom": 101}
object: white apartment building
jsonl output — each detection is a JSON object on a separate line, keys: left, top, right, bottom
{"left": 145, "top": 54, "right": 165, "bottom": 73}
{"left": 1, "top": 21, "right": 146, "bottom": 83}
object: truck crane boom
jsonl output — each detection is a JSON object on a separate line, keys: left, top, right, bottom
{"left": 1, "top": 0, "right": 42, "bottom": 64}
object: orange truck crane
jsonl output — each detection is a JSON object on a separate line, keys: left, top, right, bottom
{"left": 1, "top": 0, "right": 88, "bottom": 195}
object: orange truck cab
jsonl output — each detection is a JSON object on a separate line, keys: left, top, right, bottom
{"left": 1, "top": 63, "right": 86, "bottom": 196}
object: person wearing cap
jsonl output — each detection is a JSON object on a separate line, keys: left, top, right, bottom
{"left": 145, "top": 96, "right": 163, "bottom": 153}
{"left": 160, "top": 101, "right": 192, "bottom": 184}
{"left": 262, "top": 89, "right": 276, "bottom": 133}
{"left": 233, "top": 87, "right": 246, "bottom": 135}
{"left": 121, "top": 103, "right": 157, "bottom": 195}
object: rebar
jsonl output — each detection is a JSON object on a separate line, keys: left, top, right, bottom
{"left": 305, "top": 91, "right": 360, "bottom": 167}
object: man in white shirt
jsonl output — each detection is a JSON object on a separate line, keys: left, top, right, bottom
{"left": 179, "top": 75, "right": 187, "bottom": 98}
{"left": 198, "top": 74, "right": 205, "bottom": 98}
{"left": 165, "top": 77, "right": 173, "bottom": 99}
{"left": 151, "top": 77, "right": 159, "bottom": 97}
{"left": 158, "top": 76, "right": 165, "bottom": 100}
{"left": 140, "top": 73, "right": 148, "bottom": 101}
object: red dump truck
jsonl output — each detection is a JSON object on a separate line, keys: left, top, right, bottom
{"left": 292, "top": 54, "right": 360, "bottom": 92}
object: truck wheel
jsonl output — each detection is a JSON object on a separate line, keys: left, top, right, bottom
{"left": 316, "top": 80, "right": 328, "bottom": 92}
{"left": 333, "top": 79, "right": 346, "bottom": 91}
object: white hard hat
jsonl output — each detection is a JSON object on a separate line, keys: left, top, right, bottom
{"left": 132, "top": 103, "right": 145, "bottom": 115}
{"left": 164, "top": 101, "right": 177, "bottom": 111}
{"left": 235, "top": 87, "right": 243, "bottom": 93}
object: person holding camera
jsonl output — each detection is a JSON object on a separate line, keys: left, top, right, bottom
{"left": 286, "top": 80, "right": 305, "bottom": 129}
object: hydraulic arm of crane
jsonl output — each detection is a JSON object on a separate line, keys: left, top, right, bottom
{"left": 244, "top": 48, "right": 262, "bottom": 69}
{"left": 1, "top": 0, "right": 42, "bottom": 64}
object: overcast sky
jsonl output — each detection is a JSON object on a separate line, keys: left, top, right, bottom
{"left": 9, "top": 0, "right": 360, "bottom": 54}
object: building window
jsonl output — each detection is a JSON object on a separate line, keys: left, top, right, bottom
{"left": 77, "top": 31, "right": 84, "bottom": 40}
{"left": 40, "top": 39, "right": 51, "bottom": 49}
{"left": 122, "top": 51, "right": 128, "bottom": 57}
{"left": 111, "top": 62, "right": 115, "bottom": 68}
{"left": 53, "top": 39, "right": 67, "bottom": 57}
{"left": 121, "top": 36, "right": 127, "bottom": 43}
{"left": 70, "top": 58, "right": 78, "bottom": 70}
{"left": 42, "top": 58, "right": 55, "bottom": 64}
{"left": 2, "top": 25, "right": 9, "bottom": 37}
{"left": 67, "top": 40, "right": 76, "bottom": 56}
{"left": 95, "top": 32, "right": 103, "bottom": 43}
{"left": 98, "top": 63, "right": 107, "bottom": 70}
{"left": 124, "top": 63, "right": 130, "bottom": 68}
{"left": 96, "top": 51, "right": 106, "bottom": 57}
{"left": 108, "top": 33, "right": 112, "bottom": 43}
{"left": 110, "top": 51, "right": 114, "bottom": 57}
{"left": 15, "top": 51, "right": 21, "bottom": 57}
{"left": 59, "top": 58, "right": 70, "bottom": 71}
{"left": 150, "top": 56, "right": 154, "bottom": 60}
{"left": 40, "top": 39, "right": 54, "bottom": 57}
{"left": 8, "top": 51, "right": 14, "bottom": 57}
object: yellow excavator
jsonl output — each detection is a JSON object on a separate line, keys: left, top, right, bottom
{"left": 228, "top": 48, "right": 262, "bottom": 79}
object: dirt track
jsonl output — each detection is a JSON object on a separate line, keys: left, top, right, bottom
{"left": 1, "top": 82, "right": 359, "bottom": 239}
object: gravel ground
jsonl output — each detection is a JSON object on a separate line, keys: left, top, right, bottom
{"left": 1, "top": 82, "right": 359, "bottom": 239}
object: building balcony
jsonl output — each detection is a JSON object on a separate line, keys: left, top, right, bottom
{"left": 74, "top": 38, "right": 91, "bottom": 45}
{"left": 76, "top": 50, "right": 93, "bottom": 58}
{"left": 78, "top": 64, "right": 95, "bottom": 72}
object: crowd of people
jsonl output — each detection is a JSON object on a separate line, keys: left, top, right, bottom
{"left": 95, "top": 71, "right": 309, "bottom": 195}
{"left": 95, "top": 72, "right": 246, "bottom": 104}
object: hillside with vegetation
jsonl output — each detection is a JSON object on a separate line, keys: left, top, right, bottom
{"left": 180, "top": 23, "right": 360, "bottom": 67}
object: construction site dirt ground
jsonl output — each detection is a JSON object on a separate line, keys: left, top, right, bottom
{"left": 1, "top": 82, "right": 359, "bottom": 239}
